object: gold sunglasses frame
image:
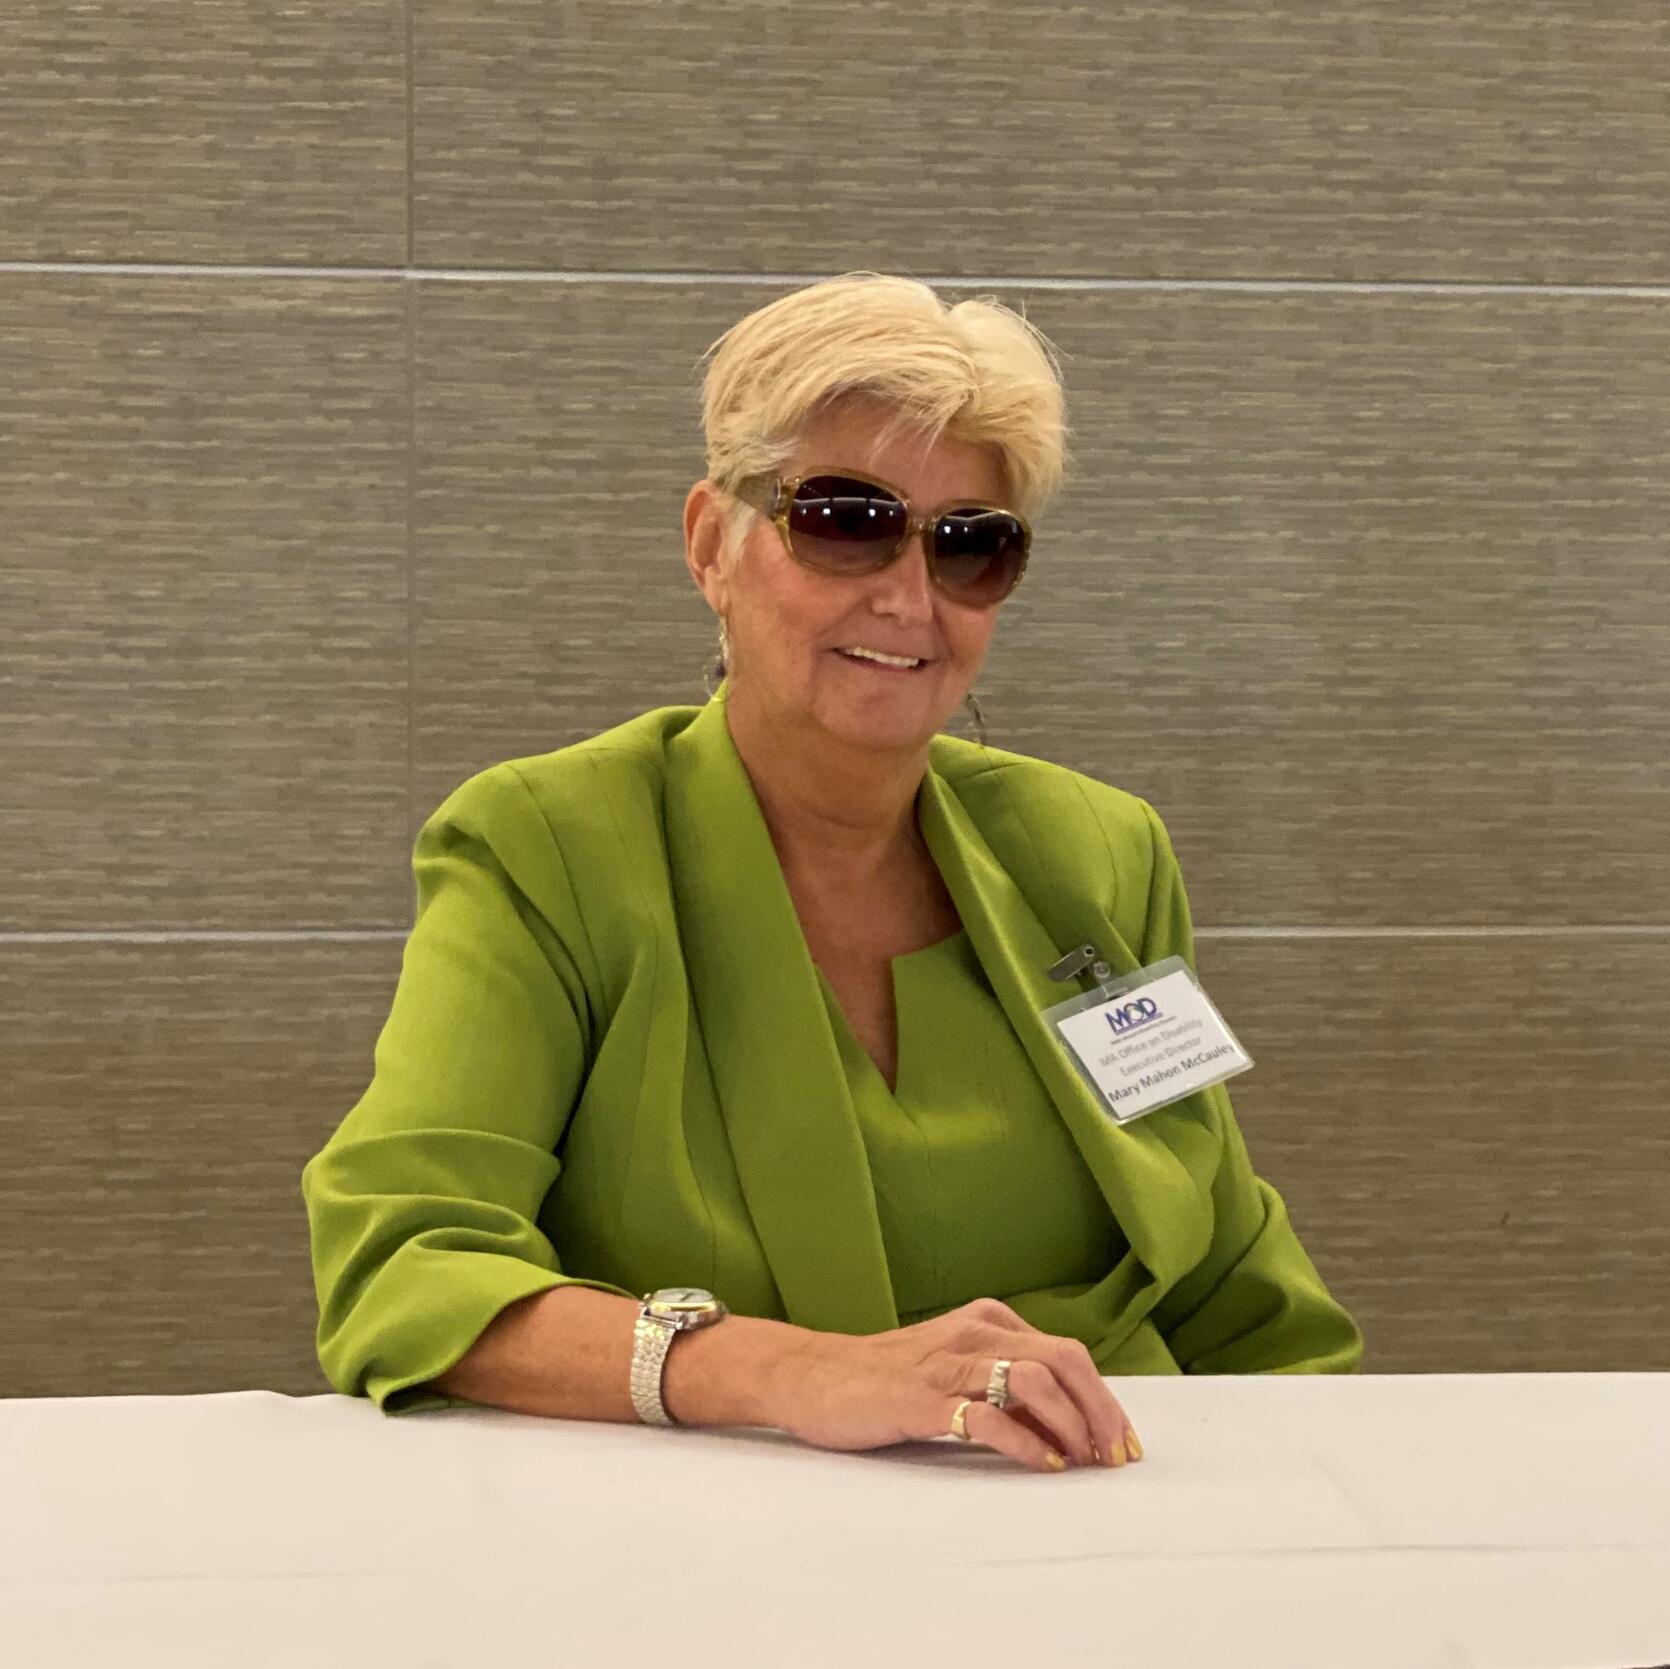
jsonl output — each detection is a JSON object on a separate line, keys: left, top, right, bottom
{"left": 732, "top": 467, "right": 1032, "bottom": 607}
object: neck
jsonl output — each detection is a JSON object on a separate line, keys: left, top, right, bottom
{"left": 722, "top": 683, "right": 930, "bottom": 888}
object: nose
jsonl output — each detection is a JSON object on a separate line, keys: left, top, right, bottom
{"left": 867, "top": 524, "right": 936, "bottom": 616}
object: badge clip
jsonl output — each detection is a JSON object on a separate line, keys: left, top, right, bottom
{"left": 1045, "top": 941, "right": 1114, "bottom": 992}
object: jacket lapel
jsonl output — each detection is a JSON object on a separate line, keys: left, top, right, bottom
{"left": 664, "top": 685, "right": 1212, "bottom": 1343}
{"left": 916, "top": 762, "right": 1215, "bottom": 1308}
{"left": 664, "top": 686, "right": 899, "bottom": 1336}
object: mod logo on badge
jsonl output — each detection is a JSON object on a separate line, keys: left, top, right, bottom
{"left": 1103, "top": 996, "right": 1161, "bottom": 1035}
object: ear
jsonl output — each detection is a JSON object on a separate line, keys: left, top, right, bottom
{"left": 683, "top": 479, "right": 735, "bottom": 619}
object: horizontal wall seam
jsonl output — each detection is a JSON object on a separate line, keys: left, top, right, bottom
{"left": 2, "top": 263, "right": 1668, "bottom": 298}
{"left": 0, "top": 930, "right": 413, "bottom": 945}
{"left": 3, "top": 925, "right": 1668, "bottom": 946}
{"left": 1199, "top": 925, "right": 1670, "bottom": 940}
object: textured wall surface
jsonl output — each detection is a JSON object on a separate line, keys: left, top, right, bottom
{"left": 2, "top": 1, "right": 1666, "bottom": 1397}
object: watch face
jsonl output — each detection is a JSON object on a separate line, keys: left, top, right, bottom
{"left": 647, "top": 1287, "right": 724, "bottom": 1326}
{"left": 653, "top": 1287, "right": 714, "bottom": 1312}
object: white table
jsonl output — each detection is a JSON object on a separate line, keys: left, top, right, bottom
{"left": 5, "top": 1374, "right": 1668, "bottom": 1668}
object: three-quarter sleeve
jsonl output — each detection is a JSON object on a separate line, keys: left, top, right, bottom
{"left": 1133, "top": 797, "right": 1365, "bottom": 1374}
{"left": 301, "top": 763, "right": 637, "bottom": 1415}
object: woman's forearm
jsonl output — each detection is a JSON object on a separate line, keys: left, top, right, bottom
{"left": 427, "top": 1283, "right": 812, "bottom": 1429}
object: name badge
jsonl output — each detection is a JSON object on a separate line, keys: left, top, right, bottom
{"left": 1041, "top": 945, "right": 1252, "bottom": 1125}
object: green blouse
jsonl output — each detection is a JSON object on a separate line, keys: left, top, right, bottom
{"left": 815, "top": 926, "right": 1129, "bottom": 1329}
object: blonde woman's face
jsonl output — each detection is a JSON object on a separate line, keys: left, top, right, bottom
{"left": 724, "top": 397, "right": 1009, "bottom": 757}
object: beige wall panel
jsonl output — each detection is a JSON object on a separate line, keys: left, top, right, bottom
{"left": 0, "top": 2, "right": 406, "bottom": 264}
{"left": 1, "top": 278, "right": 411, "bottom": 931}
{"left": 5, "top": 929, "right": 1663, "bottom": 1394}
{"left": 411, "top": 281, "right": 1669, "bottom": 928}
{"left": 1206, "top": 933, "right": 1670, "bottom": 1373}
{"left": 989, "top": 287, "right": 1670, "bottom": 929}
{"left": 0, "top": 939, "right": 402, "bottom": 1399}
{"left": 409, "top": 281, "right": 740, "bottom": 819}
{"left": 415, "top": 1, "right": 1669, "bottom": 282}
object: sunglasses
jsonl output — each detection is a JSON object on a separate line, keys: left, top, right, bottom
{"left": 732, "top": 469, "right": 1031, "bottom": 608}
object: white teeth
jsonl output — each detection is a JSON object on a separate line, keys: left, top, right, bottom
{"left": 840, "top": 647, "right": 924, "bottom": 668}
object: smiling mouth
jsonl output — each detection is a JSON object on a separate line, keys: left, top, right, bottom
{"left": 832, "top": 648, "right": 930, "bottom": 673}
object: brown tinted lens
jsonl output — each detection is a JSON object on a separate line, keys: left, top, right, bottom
{"left": 785, "top": 476, "right": 907, "bottom": 571}
{"left": 930, "top": 510, "right": 1029, "bottom": 605}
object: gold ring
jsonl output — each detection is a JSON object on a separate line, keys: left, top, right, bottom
{"left": 985, "top": 1358, "right": 1013, "bottom": 1410}
{"left": 949, "top": 1398, "right": 975, "bottom": 1441}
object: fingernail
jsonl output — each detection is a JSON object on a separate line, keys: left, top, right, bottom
{"left": 1102, "top": 1440, "right": 1122, "bottom": 1468}
{"left": 1045, "top": 1451, "right": 1066, "bottom": 1472}
{"left": 1125, "top": 1429, "right": 1144, "bottom": 1462}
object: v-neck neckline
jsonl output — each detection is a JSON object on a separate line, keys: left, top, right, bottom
{"left": 890, "top": 926, "right": 967, "bottom": 967}
{"left": 814, "top": 928, "right": 969, "bottom": 1100}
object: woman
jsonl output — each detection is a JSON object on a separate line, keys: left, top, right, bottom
{"left": 302, "top": 272, "right": 1363, "bottom": 1477}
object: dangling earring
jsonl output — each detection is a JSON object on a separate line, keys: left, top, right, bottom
{"left": 963, "top": 689, "right": 987, "bottom": 748}
{"left": 702, "top": 615, "right": 730, "bottom": 700}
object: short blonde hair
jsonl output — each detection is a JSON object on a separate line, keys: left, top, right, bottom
{"left": 698, "top": 271, "right": 1070, "bottom": 568}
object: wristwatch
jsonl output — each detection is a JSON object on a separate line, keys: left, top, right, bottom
{"left": 630, "top": 1287, "right": 729, "bottom": 1426}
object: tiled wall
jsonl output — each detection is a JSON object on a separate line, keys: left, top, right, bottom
{"left": 4, "top": 1, "right": 1666, "bottom": 1396}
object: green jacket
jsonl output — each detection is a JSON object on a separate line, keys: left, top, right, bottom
{"left": 302, "top": 681, "right": 1363, "bottom": 1414}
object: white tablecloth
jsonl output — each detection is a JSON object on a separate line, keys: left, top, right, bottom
{"left": 4, "top": 1373, "right": 1668, "bottom": 1668}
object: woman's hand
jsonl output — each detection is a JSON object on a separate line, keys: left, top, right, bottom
{"left": 767, "top": 1297, "right": 1142, "bottom": 1473}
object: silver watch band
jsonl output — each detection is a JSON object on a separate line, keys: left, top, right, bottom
{"left": 629, "top": 1312, "right": 679, "bottom": 1426}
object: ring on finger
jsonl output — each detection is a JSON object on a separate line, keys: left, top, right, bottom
{"left": 985, "top": 1357, "right": 1014, "bottom": 1410}
{"left": 949, "top": 1398, "right": 976, "bottom": 1441}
